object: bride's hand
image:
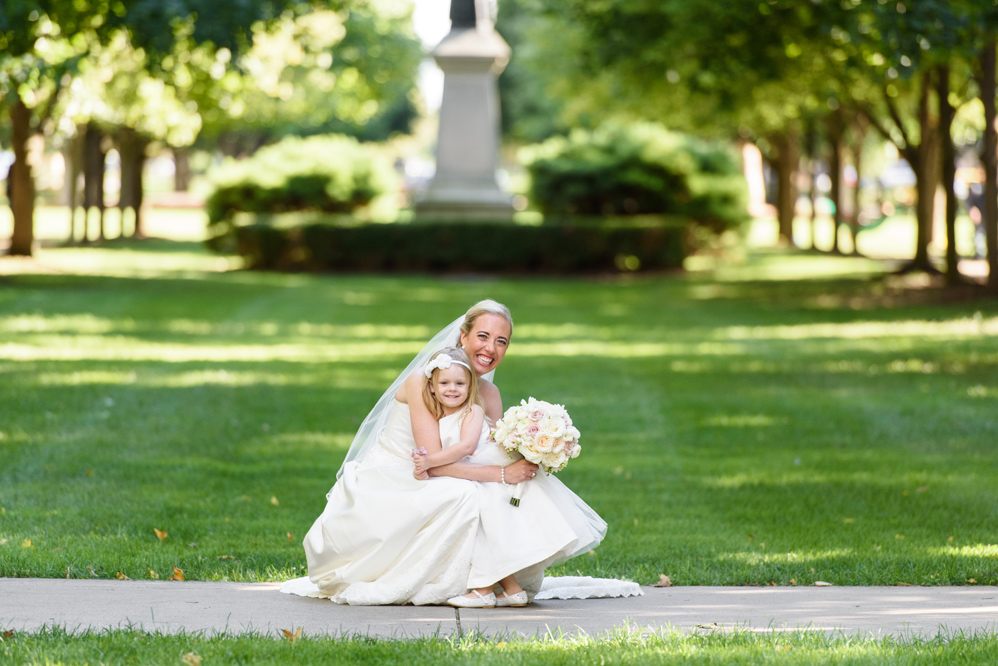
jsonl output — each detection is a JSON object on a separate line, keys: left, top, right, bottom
{"left": 503, "top": 458, "right": 539, "bottom": 484}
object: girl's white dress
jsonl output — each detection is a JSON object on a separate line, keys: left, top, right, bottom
{"left": 446, "top": 410, "right": 608, "bottom": 599}
{"left": 301, "top": 400, "right": 480, "bottom": 605}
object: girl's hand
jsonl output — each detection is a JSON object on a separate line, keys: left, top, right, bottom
{"left": 503, "top": 458, "right": 540, "bottom": 484}
{"left": 411, "top": 448, "right": 431, "bottom": 478}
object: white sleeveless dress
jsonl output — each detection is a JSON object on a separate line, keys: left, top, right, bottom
{"left": 300, "top": 400, "right": 480, "bottom": 605}
{"left": 446, "top": 412, "right": 608, "bottom": 598}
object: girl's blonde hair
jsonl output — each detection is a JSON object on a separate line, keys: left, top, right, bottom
{"left": 422, "top": 347, "right": 485, "bottom": 420}
{"left": 458, "top": 299, "right": 513, "bottom": 345}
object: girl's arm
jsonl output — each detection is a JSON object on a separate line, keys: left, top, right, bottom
{"left": 414, "top": 405, "right": 484, "bottom": 473}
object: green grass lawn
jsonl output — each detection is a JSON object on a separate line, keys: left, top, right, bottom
{"left": 1, "top": 220, "right": 997, "bottom": 662}
{"left": 2, "top": 235, "right": 996, "bottom": 588}
{"left": 4, "top": 627, "right": 998, "bottom": 666}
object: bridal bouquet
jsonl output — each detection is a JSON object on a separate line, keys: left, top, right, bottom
{"left": 493, "top": 397, "right": 581, "bottom": 506}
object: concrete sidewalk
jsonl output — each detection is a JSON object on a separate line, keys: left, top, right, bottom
{"left": 1, "top": 578, "right": 996, "bottom": 639}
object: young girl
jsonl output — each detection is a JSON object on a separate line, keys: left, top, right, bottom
{"left": 414, "top": 349, "right": 605, "bottom": 610}
{"left": 412, "top": 348, "right": 531, "bottom": 608}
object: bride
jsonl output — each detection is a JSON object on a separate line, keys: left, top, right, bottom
{"left": 284, "top": 300, "right": 621, "bottom": 606}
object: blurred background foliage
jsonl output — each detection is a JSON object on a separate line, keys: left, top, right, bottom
{"left": 1, "top": 0, "right": 997, "bottom": 286}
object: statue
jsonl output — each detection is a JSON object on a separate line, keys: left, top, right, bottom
{"left": 415, "top": 0, "right": 514, "bottom": 220}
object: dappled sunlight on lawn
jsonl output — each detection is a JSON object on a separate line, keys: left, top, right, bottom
{"left": 0, "top": 338, "right": 426, "bottom": 363}
{"left": 717, "top": 548, "right": 855, "bottom": 566}
{"left": 701, "top": 414, "right": 783, "bottom": 428}
{"left": 715, "top": 317, "right": 998, "bottom": 341}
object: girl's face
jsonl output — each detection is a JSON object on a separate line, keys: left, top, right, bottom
{"left": 431, "top": 365, "right": 471, "bottom": 412}
{"left": 460, "top": 313, "right": 511, "bottom": 376}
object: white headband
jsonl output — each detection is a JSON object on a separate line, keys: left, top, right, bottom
{"left": 424, "top": 353, "right": 472, "bottom": 378}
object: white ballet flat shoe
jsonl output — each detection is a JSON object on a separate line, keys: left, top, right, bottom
{"left": 447, "top": 590, "right": 496, "bottom": 608}
{"left": 495, "top": 590, "right": 528, "bottom": 607}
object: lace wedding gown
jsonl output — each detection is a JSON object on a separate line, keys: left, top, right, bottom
{"left": 297, "top": 400, "right": 480, "bottom": 605}
{"left": 282, "top": 405, "right": 641, "bottom": 604}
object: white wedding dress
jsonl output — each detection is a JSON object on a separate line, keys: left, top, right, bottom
{"left": 282, "top": 404, "right": 641, "bottom": 604}
{"left": 298, "top": 400, "right": 480, "bottom": 605}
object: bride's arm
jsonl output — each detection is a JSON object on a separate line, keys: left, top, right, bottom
{"left": 401, "top": 373, "right": 446, "bottom": 455}
{"left": 427, "top": 457, "right": 538, "bottom": 483}
{"left": 478, "top": 380, "right": 503, "bottom": 424}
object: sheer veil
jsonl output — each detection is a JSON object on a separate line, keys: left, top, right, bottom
{"left": 333, "top": 313, "right": 496, "bottom": 486}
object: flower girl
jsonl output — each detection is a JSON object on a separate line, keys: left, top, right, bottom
{"left": 414, "top": 349, "right": 607, "bottom": 608}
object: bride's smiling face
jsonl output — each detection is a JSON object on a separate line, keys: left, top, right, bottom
{"left": 460, "top": 313, "right": 511, "bottom": 376}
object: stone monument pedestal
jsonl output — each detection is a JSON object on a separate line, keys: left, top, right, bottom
{"left": 415, "top": 19, "right": 514, "bottom": 221}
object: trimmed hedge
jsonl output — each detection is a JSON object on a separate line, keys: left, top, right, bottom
{"left": 205, "top": 135, "right": 399, "bottom": 251}
{"left": 522, "top": 123, "right": 748, "bottom": 232}
{"left": 233, "top": 218, "right": 688, "bottom": 273}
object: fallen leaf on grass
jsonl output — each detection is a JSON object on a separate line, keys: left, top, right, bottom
{"left": 843, "top": 518, "right": 854, "bottom": 524}
{"left": 271, "top": 496, "right": 280, "bottom": 506}
{"left": 814, "top": 581, "right": 833, "bottom": 587}
{"left": 168, "top": 567, "right": 184, "bottom": 581}
{"left": 0, "top": 538, "right": 8, "bottom": 546}
{"left": 52, "top": 547, "right": 65, "bottom": 552}
{"left": 2, "top": 630, "right": 15, "bottom": 639}
{"left": 148, "top": 569, "right": 160, "bottom": 580}
{"left": 968, "top": 578, "right": 978, "bottom": 584}
{"left": 896, "top": 582, "right": 913, "bottom": 586}
{"left": 916, "top": 485, "right": 928, "bottom": 493}
{"left": 652, "top": 574, "right": 673, "bottom": 588}
{"left": 286, "top": 532, "right": 294, "bottom": 542}
{"left": 154, "top": 529, "right": 168, "bottom": 541}
{"left": 21, "top": 539, "right": 32, "bottom": 548}
{"left": 217, "top": 555, "right": 235, "bottom": 560}
{"left": 281, "top": 627, "right": 302, "bottom": 642}
{"left": 182, "top": 652, "right": 202, "bottom": 666}
{"left": 116, "top": 571, "right": 130, "bottom": 580}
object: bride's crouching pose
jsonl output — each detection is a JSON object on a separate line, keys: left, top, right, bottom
{"left": 284, "top": 300, "right": 630, "bottom": 606}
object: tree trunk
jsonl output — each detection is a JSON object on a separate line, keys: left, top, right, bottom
{"left": 806, "top": 123, "right": 819, "bottom": 250}
{"left": 82, "top": 123, "right": 107, "bottom": 243}
{"left": 827, "top": 111, "right": 844, "bottom": 254}
{"left": 850, "top": 116, "right": 868, "bottom": 256}
{"left": 771, "top": 130, "right": 798, "bottom": 246}
{"left": 8, "top": 95, "right": 35, "bottom": 257}
{"left": 117, "top": 127, "right": 148, "bottom": 238}
{"left": 173, "top": 147, "right": 190, "bottom": 192}
{"left": 982, "top": 42, "right": 998, "bottom": 291}
{"left": 912, "top": 72, "right": 940, "bottom": 272}
{"left": 65, "top": 130, "right": 85, "bottom": 244}
{"left": 937, "top": 64, "right": 960, "bottom": 285}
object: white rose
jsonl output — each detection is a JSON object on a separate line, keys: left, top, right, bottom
{"left": 539, "top": 416, "right": 565, "bottom": 438}
{"left": 534, "top": 434, "right": 554, "bottom": 453}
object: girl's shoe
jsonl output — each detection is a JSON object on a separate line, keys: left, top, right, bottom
{"left": 495, "top": 590, "right": 528, "bottom": 607}
{"left": 447, "top": 590, "right": 496, "bottom": 608}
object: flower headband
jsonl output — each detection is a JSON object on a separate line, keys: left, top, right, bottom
{"left": 424, "top": 353, "right": 472, "bottom": 378}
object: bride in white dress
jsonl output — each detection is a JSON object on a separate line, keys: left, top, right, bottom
{"left": 283, "top": 300, "right": 637, "bottom": 605}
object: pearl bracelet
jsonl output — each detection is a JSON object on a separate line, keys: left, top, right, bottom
{"left": 500, "top": 465, "right": 509, "bottom": 485}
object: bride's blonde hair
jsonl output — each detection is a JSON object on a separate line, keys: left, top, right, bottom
{"left": 422, "top": 347, "right": 485, "bottom": 420}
